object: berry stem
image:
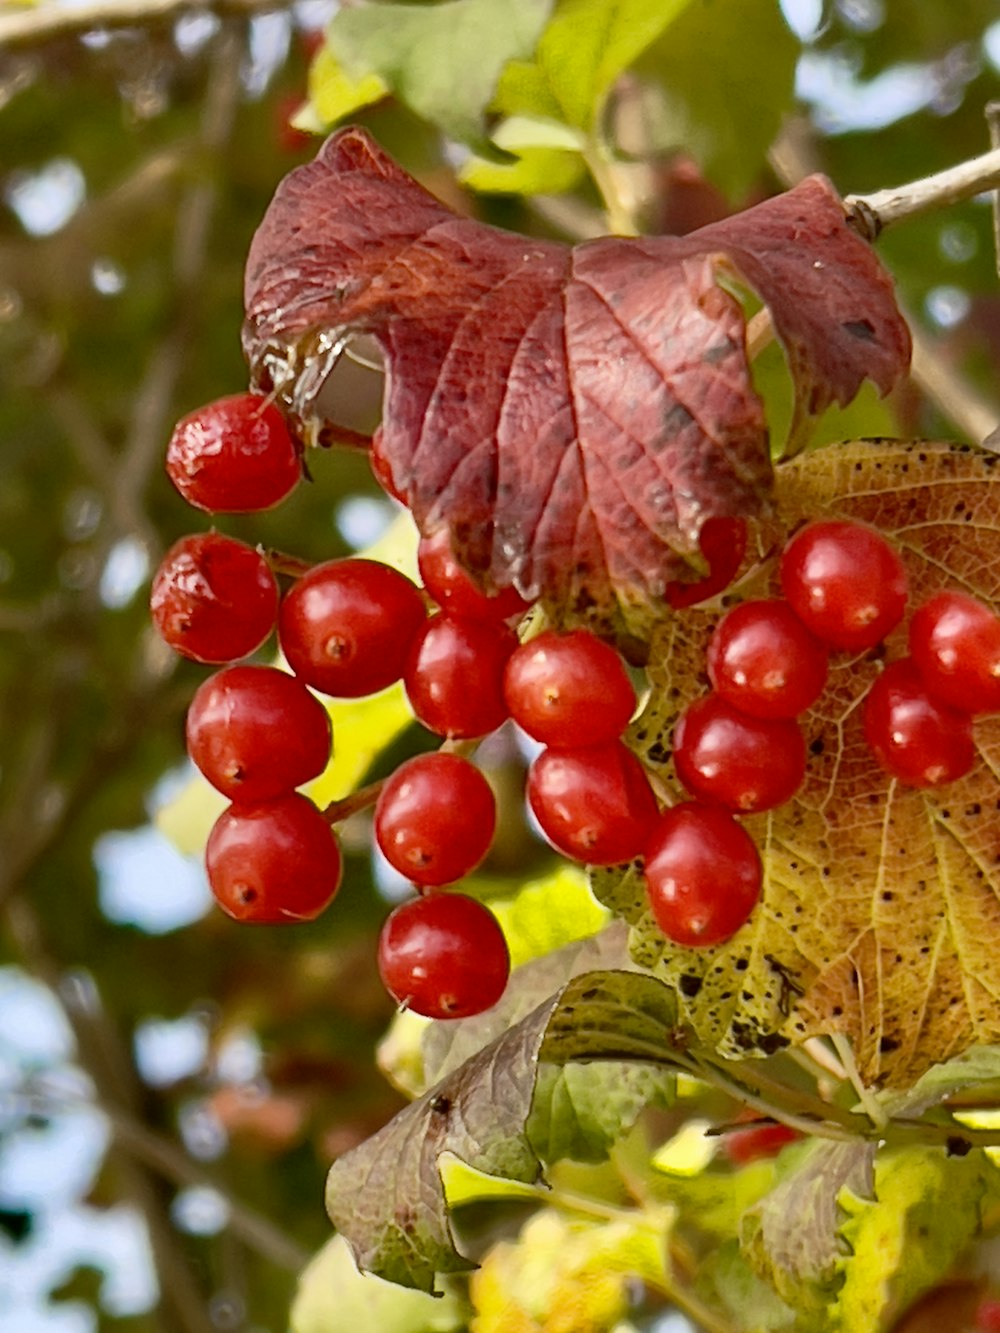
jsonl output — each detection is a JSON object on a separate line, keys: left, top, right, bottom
{"left": 262, "top": 547, "right": 315, "bottom": 578}
{"left": 322, "top": 778, "right": 385, "bottom": 825}
{"left": 830, "top": 1032, "right": 889, "bottom": 1130}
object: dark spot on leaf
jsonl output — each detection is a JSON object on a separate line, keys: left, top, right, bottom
{"left": 878, "top": 1036, "right": 900, "bottom": 1053}
{"left": 679, "top": 974, "right": 703, "bottom": 997}
{"left": 757, "top": 1033, "right": 790, "bottom": 1055}
{"left": 842, "top": 318, "right": 876, "bottom": 341}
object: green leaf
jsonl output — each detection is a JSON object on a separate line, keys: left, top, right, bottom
{"left": 291, "top": 1234, "right": 468, "bottom": 1333}
{"left": 328, "top": 965, "right": 682, "bottom": 1291}
{"left": 890, "top": 1044, "right": 1000, "bottom": 1117}
{"left": 422, "top": 925, "right": 633, "bottom": 1091}
{"left": 700, "top": 1241, "right": 799, "bottom": 1332}
{"left": 741, "top": 1139, "right": 874, "bottom": 1314}
{"left": 528, "top": 1059, "right": 671, "bottom": 1164}
{"left": 326, "top": 996, "right": 558, "bottom": 1292}
{"left": 634, "top": 0, "right": 798, "bottom": 200}
{"left": 533, "top": 0, "right": 695, "bottom": 130}
{"left": 654, "top": 1159, "right": 777, "bottom": 1241}
{"left": 326, "top": 0, "right": 553, "bottom": 149}
{"left": 459, "top": 144, "right": 586, "bottom": 196}
{"left": 491, "top": 864, "right": 609, "bottom": 969}
{"left": 307, "top": 47, "right": 388, "bottom": 128}
{"left": 833, "top": 1146, "right": 987, "bottom": 1331}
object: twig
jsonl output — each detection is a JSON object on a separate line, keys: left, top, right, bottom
{"left": 830, "top": 1033, "right": 888, "bottom": 1131}
{"left": 844, "top": 145, "right": 1000, "bottom": 241}
{"left": 986, "top": 103, "right": 1000, "bottom": 280}
{"left": 0, "top": 0, "right": 281, "bottom": 48}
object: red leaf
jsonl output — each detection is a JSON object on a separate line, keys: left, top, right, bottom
{"left": 243, "top": 128, "right": 910, "bottom": 625}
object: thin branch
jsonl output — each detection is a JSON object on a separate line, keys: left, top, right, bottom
{"left": 844, "top": 146, "right": 1000, "bottom": 241}
{"left": 987, "top": 104, "right": 1000, "bottom": 280}
{"left": 0, "top": 0, "right": 281, "bottom": 48}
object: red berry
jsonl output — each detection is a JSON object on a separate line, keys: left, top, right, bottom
{"left": 377, "top": 892, "right": 510, "bottom": 1018}
{"left": 166, "top": 393, "right": 302, "bottom": 513}
{"left": 206, "top": 793, "right": 342, "bottom": 923}
{"left": 404, "top": 613, "right": 516, "bottom": 738}
{"left": 975, "top": 1299, "right": 1000, "bottom": 1333}
{"left": 369, "top": 426, "right": 408, "bottom": 504}
{"left": 186, "top": 665, "right": 331, "bottom": 802}
{"left": 644, "top": 802, "right": 762, "bottom": 946}
{"left": 722, "top": 1120, "right": 801, "bottom": 1166}
{"left": 666, "top": 516, "right": 747, "bottom": 609}
{"left": 374, "top": 753, "right": 496, "bottom": 887}
{"left": 417, "top": 528, "right": 530, "bottom": 621}
{"left": 150, "top": 532, "right": 278, "bottom": 664}
{"left": 862, "top": 658, "right": 975, "bottom": 788}
{"left": 707, "top": 599, "right": 828, "bottom": 720}
{"left": 673, "top": 694, "right": 806, "bottom": 813}
{"left": 909, "top": 590, "right": 1000, "bottom": 715}
{"left": 779, "top": 519, "right": 908, "bottom": 653}
{"left": 279, "top": 557, "right": 427, "bottom": 698}
{"left": 527, "top": 740, "right": 659, "bottom": 865}
{"left": 503, "top": 629, "right": 635, "bottom": 747}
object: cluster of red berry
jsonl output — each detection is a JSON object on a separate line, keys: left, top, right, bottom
{"left": 150, "top": 393, "right": 528, "bottom": 1020}
{"left": 647, "top": 517, "right": 1000, "bottom": 950}
{"left": 150, "top": 392, "right": 1000, "bottom": 1020}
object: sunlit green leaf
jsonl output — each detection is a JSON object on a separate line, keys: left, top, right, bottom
{"left": 833, "top": 1147, "right": 988, "bottom": 1331}
{"left": 326, "top": 0, "right": 553, "bottom": 148}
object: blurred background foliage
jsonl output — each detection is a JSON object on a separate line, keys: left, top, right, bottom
{"left": 1, "top": 1, "right": 1000, "bottom": 1330}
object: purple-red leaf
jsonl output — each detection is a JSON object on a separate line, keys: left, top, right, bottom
{"left": 243, "top": 128, "right": 910, "bottom": 625}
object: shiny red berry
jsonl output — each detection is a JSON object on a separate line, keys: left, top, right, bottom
{"left": 150, "top": 532, "right": 278, "bottom": 664}
{"left": 862, "top": 658, "right": 975, "bottom": 788}
{"left": 374, "top": 753, "right": 497, "bottom": 887}
{"left": 673, "top": 694, "right": 806, "bottom": 813}
{"left": 666, "top": 516, "right": 748, "bottom": 609}
{"left": 417, "top": 528, "right": 530, "bottom": 621}
{"left": 722, "top": 1119, "right": 801, "bottom": 1166}
{"left": 779, "top": 519, "right": 908, "bottom": 653}
{"left": 503, "top": 629, "right": 635, "bottom": 747}
{"left": 279, "top": 558, "right": 427, "bottom": 698}
{"left": 404, "top": 613, "right": 516, "bottom": 738}
{"left": 527, "top": 740, "right": 659, "bottom": 865}
{"left": 644, "top": 802, "right": 762, "bottom": 947}
{"left": 909, "top": 590, "right": 1000, "bottom": 715}
{"left": 186, "top": 665, "right": 331, "bottom": 802}
{"left": 166, "top": 392, "right": 302, "bottom": 512}
{"left": 707, "top": 599, "right": 828, "bottom": 719}
{"left": 377, "top": 892, "right": 510, "bottom": 1018}
{"left": 206, "top": 793, "right": 342, "bottom": 923}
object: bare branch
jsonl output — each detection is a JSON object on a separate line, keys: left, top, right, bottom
{"left": 844, "top": 145, "right": 1000, "bottom": 240}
